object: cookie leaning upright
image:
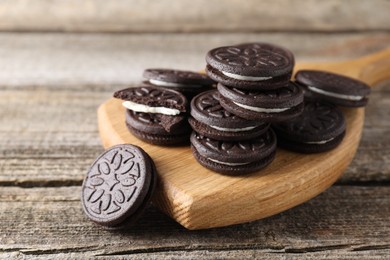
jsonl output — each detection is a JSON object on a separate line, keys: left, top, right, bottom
{"left": 81, "top": 144, "right": 157, "bottom": 229}
{"left": 206, "top": 42, "right": 294, "bottom": 90}
{"left": 114, "top": 86, "right": 191, "bottom": 145}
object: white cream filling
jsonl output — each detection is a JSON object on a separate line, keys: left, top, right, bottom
{"left": 122, "top": 101, "right": 180, "bottom": 116}
{"left": 221, "top": 71, "right": 272, "bottom": 81}
{"left": 307, "top": 86, "right": 364, "bottom": 101}
{"left": 305, "top": 137, "right": 335, "bottom": 144}
{"left": 233, "top": 101, "right": 289, "bottom": 113}
{"left": 149, "top": 79, "right": 202, "bottom": 88}
{"left": 209, "top": 125, "right": 257, "bottom": 132}
{"left": 208, "top": 158, "right": 250, "bottom": 166}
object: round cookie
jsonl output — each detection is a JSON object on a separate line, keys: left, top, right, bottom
{"left": 126, "top": 110, "right": 190, "bottom": 146}
{"left": 295, "top": 70, "right": 371, "bottom": 107}
{"left": 217, "top": 82, "right": 304, "bottom": 122}
{"left": 81, "top": 144, "right": 157, "bottom": 229}
{"left": 114, "top": 86, "right": 190, "bottom": 145}
{"left": 189, "top": 90, "right": 269, "bottom": 141}
{"left": 143, "top": 69, "right": 215, "bottom": 100}
{"left": 206, "top": 42, "right": 294, "bottom": 90}
{"left": 114, "top": 85, "right": 188, "bottom": 115}
{"left": 190, "top": 130, "right": 277, "bottom": 175}
{"left": 272, "top": 101, "right": 346, "bottom": 153}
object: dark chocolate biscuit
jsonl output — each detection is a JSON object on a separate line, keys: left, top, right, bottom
{"left": 143, "top": 68, "right": 214, "bottom": 86}
{"left": 81, "top": 144, "right": 157, "bottom": 229}
{"left": 272, "top": 101, "right": 346, "bottom": 153}
{"left": 190, "top": 130, "right": 277, "bottom": 175}
{"left": 295, "top": 70, "right": 371, "bottom": 107}
{"left": 143, "top": 69, "right": 215, "bottom": 100}
{"left": 114, "top": 86, "right": 188, "bottom": 113}
{"left": 206, "top": 42, "right": 294, "bottom": 89}
{"left": 126, "top": 110, "right": 190, "bottom": 145}
{"left": 189, "top": 90, "right": 269, "bottom": 140}
{"left": 217, "top": 82, "right": 304, "bottom": 122}
{"left": 114, "top": 86, "right": 190, "bottom": 145}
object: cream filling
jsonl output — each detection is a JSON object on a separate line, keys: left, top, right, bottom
{"left": 208, "top": 158, "right": 250, "bottom": 166}
{"left": 305, "top": 137, "right": 335, "bottom": 144}
{"left": 233, "top": 101, "right": 289, "bottom": 113}
{"left": 221, "top": 71, "right": 272, "bottom": 81}
{"left": 307, "top": 86, "right": 364, "bottom": 101}
{"left": 149, "top": 79, "right": 202, "bottom": 88}
{"left": 122, "top": 101, "right": 180, "bottom": 116}
{"left": 209, "top": 125, "right": 257, "bottom": 132}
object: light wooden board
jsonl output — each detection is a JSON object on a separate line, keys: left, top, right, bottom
{"left": 98, "top": 48, "right": 390, "bottom": 230}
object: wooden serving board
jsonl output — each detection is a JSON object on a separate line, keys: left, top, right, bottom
{"left": 98, "top": 48, "right": 390, "bottom": 230}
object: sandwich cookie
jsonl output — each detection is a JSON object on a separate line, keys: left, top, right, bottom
{"left": 190, "top": 130, "right": 277, "bottom": 175}
{"left": 143, "top": 68, "right": 215, "bottom": 100}
{"left": 295, "top": 70, "right": 371, "bottom": 107}
{"left": 272, "top": 101, "right": 346, "bottom": 153}
{"left": 217, "top": 82, "right": 304, "bottom": 122}
{"left": 81, "top": 144, "right": 157, "bottom": 229}
{"left": 114, "top": 86, "right": 191, "bottom": 145}
{"left": 189, "top": 90, "right": 269, "bottom": 141}
{"left": 206, "top": 42, "right": 294, "bottom": 90}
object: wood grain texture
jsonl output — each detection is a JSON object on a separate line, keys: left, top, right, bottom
{"left": 0, "top": 186, "right": 388, "bottom": 258}
{"left": 0, "top": 0, "right": 389, "bottom": 32}
{"left": 1, "top": 32, "right": 390, "bottom": 88}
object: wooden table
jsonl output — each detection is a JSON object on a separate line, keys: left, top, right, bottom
{"left": 0, "top": 31, "right": 389, "bottom": 258}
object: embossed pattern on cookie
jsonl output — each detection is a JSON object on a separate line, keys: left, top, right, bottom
{"left": 81, "top": 145, "right": 152, "bottom": 227}
{"left": 114, "top": 86, "right": 188, "bottom": 112}
{"left": 206, "top": 42, "right": 294, "bottom": 77}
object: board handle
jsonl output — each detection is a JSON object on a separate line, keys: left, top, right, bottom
{"left": 295, "top": 48, "right": 390, "bottom": 88}
{"left": 354, "top": 48, "right": 390, "bottom": 87}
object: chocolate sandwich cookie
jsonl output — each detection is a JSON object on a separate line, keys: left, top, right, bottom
{"left": 114, "top": 86, "right": 191, "bottom": 145}
{"left": 189, "top": 90, "right": 269, "bottom": 141}
{"left": 81, "top": 144, "right": 157, "bottom": 229}
{"left": 206, "top": 42, "right": 294, "bottom": 90}
{"left": 126, "top": 110, "right": 190, "bottom": 145}
{"left": 217, "top": 82, "right": 304, "bottom": 122}
{"left": 190, "top": 130, "right": 277, "bottom": 175}
{"left": 272, "top": 101, "right": 346, "bottom": 153}
{"left": 295, "top": 70, "right": 371, "bottom": 107}
{"left": 143, "top": 69, "right": 215, "bottom": 100}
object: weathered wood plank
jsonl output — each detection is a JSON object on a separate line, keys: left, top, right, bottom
{"left": 0, "top": 0, "right": 389, "bottom": 33}
{"left": 0, "top": 186, "right": 388, "bottom": 258}
{"left": 2, "top": 249, "right": 390, "bottom": 259}
{"left": 0, "top": 32, "right": 390, "bottom": 88}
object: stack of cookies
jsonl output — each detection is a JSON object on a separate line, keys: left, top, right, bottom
{"left": 111, "top": 42, "right": 372, "bottom": 176}
{"left": 271, "top": 69, "right": 371, "bottom": 153}
{"left": 189, "top": 42, "right": 304, "bottom": 175}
